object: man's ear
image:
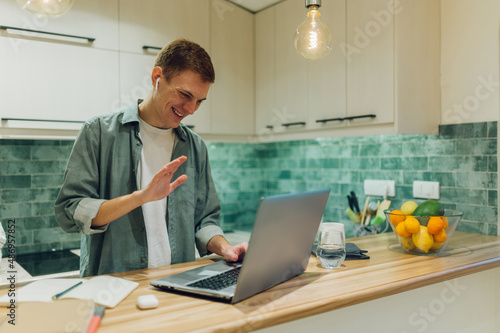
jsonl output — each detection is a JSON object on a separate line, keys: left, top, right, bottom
{"left": 151, "top": 66, "right": 163, "bottom": 89}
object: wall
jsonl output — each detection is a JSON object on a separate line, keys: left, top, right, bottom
{"left": 441, "top": 0, "right": 500, "bottom": 124}
{"left": 1, "top": 121, "right": 497, "bottom": 257}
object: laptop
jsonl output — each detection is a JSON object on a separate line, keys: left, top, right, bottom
{"left": 150, "top": 188, "right": 330, "bottom": 304}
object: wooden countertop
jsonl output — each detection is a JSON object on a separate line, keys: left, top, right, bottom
{"left": 2, "top": 231, "right": 500, "bottom": 332}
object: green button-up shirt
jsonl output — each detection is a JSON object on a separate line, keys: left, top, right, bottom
{"left": 55, "top": 102, "right": 223, "bottom": 277}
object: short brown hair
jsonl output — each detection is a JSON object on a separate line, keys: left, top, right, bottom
{"left": 155, "top": 39, "right": 215, "bottom": 83}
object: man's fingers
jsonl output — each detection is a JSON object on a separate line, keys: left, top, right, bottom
{"left": 170, "top": 174, "right": 188, "bottom": 192}
{"left": 162, "top": 156, "right": 188, "bottom": 174}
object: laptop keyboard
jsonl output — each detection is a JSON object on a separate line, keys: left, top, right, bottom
{"left": 187, "top": 267, "right": 241, "bottom": 291}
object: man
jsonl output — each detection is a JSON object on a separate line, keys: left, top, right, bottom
{"left": 55, "top": 39, "right": 248, "bottom": 277}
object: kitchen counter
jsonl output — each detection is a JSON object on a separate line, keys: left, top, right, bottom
{"left": 0, "top": 231, "right": 499, "bottom": 332}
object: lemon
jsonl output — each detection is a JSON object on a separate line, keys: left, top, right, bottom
{"left": 412, "top": 226, "right": 434, "bottom": 253}
{"left": 431, "top": 241, "right": 444, "bottom": 250}
{"left": 401, "top": 201, "right": 418, "bottom": 215}
{"left": 400, "top": 237, "right": 416, "bottom": 250}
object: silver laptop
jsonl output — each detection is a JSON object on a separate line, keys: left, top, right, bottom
{"left": 151, "top": 188, "right": 330, "bottom": 304}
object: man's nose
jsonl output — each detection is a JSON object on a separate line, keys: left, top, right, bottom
{"left": 184, "top": 100, "right": 198, "bottom": 115}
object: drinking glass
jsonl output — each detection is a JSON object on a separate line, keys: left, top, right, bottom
{"left": 316, "top": 223, "right": 346, "bottom": 270}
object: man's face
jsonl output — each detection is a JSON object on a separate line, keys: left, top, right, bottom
{"left": 150, "top": 70, "right": 211, "bottom": 129}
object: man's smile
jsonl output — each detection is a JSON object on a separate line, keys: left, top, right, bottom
{"left": 173, "top": 108, "right": 185, "bottom": 118}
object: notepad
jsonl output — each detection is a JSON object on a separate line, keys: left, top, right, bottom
{"left": 0, "top": 299, "right": 95, "bottom": 333}
{"left": 0, "top": 276, "right": 138, "bottom": 308}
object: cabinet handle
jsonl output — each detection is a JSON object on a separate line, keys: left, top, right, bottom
{"left": 316, "top": 117, "right": 345, "bottom": 123}
{"left": 0, "top": 25, "right": 95, "bottom": 42}
{"left": 282, "top": 122, "right": 306, "bottom": 127}
{"left": 265, "top": 125, "right": 274, "bottom": 129}
{"left": 142, "top": 45, "right": 162, "bottom": 52}
{"left": 344, "top": 114, "right": 376, "bottom": 120}
{"left": 316, "top": 114, "right": 376, "bottom": 123}
{"left": 2, "top": 117, "right": 85, "bottom": 124}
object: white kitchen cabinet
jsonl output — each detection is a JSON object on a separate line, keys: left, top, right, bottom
{"left": 0, "top": 0, "right": 118, "bottom": 51}
{"left": 118, "top": 0, "right": 210, "bottom": 54}
{"left": 209, "top": 0, "right": 254, "bottom": 135}
{"left": 0, "top": 36, "right": 119, "bottom": 124}
{"left": 255, "top": 6, "right": 276, "bottom": 140}
{"left": 274, "top": 0, "right": 308, "bottom": 131}
{"left": 255, "top": 0, "right": 441, "bottom": 138}
{"left": 307, "top": 0, "right": 347, "bottom": 131}
{"left": 345, "top": 0, "right": 394, "bottom": 127}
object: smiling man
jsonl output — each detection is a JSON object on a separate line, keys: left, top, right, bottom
{"left": 55, "top": 39, "right": 247, "bottom": 277}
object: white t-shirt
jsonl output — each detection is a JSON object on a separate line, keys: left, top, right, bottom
{"left": 138, "top": 118, "right": 176, "bottom": 268}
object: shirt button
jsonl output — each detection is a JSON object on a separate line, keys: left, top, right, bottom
{"left": 141, "top": 257, "right": 145, "bottom": 262}
{"left": 136, "top": 142, "right": 141, "bottom": 146}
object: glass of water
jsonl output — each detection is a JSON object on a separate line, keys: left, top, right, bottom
{"left": 316, "top": 222, "right": 346, "bottom": 270}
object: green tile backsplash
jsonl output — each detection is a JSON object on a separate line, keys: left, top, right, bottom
{"left": 1, "top": 121, "right": 498, "bottom": 257}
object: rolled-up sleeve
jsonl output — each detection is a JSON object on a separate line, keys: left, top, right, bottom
{"left": 55, "top": 120, "right": 109, "bottom": 235}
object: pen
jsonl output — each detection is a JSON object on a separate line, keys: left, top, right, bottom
{"left": 52, "top": 281, "right": 83, "bottom": 300}
{"left": 86, "top": 306, "right": 106, "bottom": 333}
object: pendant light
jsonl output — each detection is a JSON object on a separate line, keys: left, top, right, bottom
{"left": 16, "top": 0, "right": 75, "bottom": 17}
{"left": 293, "top": 0, "right": 333, "bottom": 60}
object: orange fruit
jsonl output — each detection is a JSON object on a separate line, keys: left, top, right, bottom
{"left": 396, "top": 222, "right": 411, "bottom": 238}
{"left": 404, "top": 217, "right": 420, "bottom": 233}
{"left": 427, "top": 217, "right": 444, "bottom": 235}
{"left": 434, "top": 230, "right": 448, "bottom": 243}
{"left": 442, "top": 217, "right": 449, "bottom": 230}
{"left": 389, "top": 210, "right": 406, "bottom": 226}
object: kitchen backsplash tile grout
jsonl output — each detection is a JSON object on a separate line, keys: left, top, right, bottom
{"left": 1, "top": 121, "right": 498, "bottom": 257}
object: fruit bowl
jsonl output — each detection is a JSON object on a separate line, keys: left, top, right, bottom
{"left": 384, "top": 208, "right": 463, "bottom": 255}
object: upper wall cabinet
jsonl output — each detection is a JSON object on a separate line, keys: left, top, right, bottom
{"left": 255, "top": 0, "right": 441, "bottom": 138}
{"left": 210, "top": 0, "right": 254, "bottom": 135}
{"left": 0, "top": 0, "right": 120, "bottom": 133}
{"left": 345, "top": 0, "right": 394, "bottom": 126}
{"left": 255, "top": 6, "right": 275, "bottom": 138}
{"left": 274, "top": 0, "right": 308, "bottom": 129}
{"left": 0, "top": 37, "right": 120, "bottom": 124}
{"left": 118, "top": 0, "right": 210, "bottom": 54}
{"left": 0, "top": 0, "right": 119, "bottom": 50}
{"left": 307, "top": 0, "right": 347, "bottom": 130}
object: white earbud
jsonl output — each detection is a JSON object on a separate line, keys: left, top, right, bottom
{"left": 155, "top": 78, "right": 160, "bottom": 91}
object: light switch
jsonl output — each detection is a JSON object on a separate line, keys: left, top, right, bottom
{"left": 413, "top": 181, "right": 440, "bottom": 199}
{"left": 363, "top": 180, "right": 395, "bottom": 197}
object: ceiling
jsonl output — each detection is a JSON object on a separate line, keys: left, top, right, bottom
{"left": 227, "top": 0, "right": 285, "bottom": 13}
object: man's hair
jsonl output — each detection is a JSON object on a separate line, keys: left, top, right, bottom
{"left": 155, "top": 39, "right": 215, "bottom": 84}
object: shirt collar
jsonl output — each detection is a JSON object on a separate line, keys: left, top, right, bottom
{"left": 121, "top": 100, "right": 187, "bottom": 142}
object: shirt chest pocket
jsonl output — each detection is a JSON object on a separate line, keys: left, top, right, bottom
{"left": 175, "top": 166, "right": 196, "bottom": 209}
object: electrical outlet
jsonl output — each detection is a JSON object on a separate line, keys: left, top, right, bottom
{"left": 363, "top": 180, "right": 395, "bottom": 197}
{"left": 413, "top": 181, "right": 440, "bottom": 199}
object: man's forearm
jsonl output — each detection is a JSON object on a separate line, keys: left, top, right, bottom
{"left": 91, "top": 191, "right": 145, "bottom": 227}
{"left": 206, "top": 235, "right": 232, "bottom": 257}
